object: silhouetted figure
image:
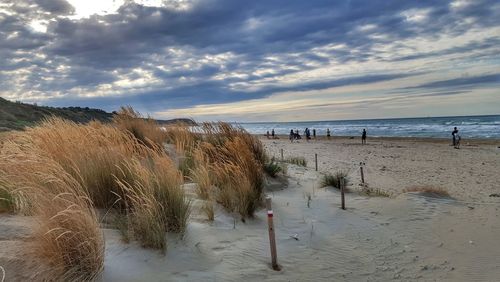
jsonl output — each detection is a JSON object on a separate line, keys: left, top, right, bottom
{"left": 266, "top": 130, "right": 270, "bottom": 139}
{"left": 305, "top": 128, "right": 311, "bottom": 141}
{"left": 452, "top": 127, "right": 458, "bottom": 147}
{"left": 289, "top": 129, "right": 294, "bottom": 142}
{"left": 296, "top": 129, "right": 301, "bottom": 140}
{"left": 313, "top": 129, "right": 316, "bottom": 139}
{"left": 362, "top": 129, "right": 367, "bottom": 145}
{"left": 326, "top": 128, "right": 331, "bottom": 139}
{"left": 452, "top": 127, "right": 461, "bottom": 149}
{"left": 271, "top": 129, "right": 275, "bottom": 139}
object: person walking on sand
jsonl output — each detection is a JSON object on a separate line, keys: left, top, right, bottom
{"left": 327, "top": 128, "right": 331, "bottom": 139}
{"left": 271, "top": 129, "right": 275, "bottom": 139}
{"left": 289, "top": 129, "right": 294, "bottom": 143}
{"left": 305, "top": 128, "right": 311, "bottom": 141}
{"left": 313, "top": 128, "right": 316, "bottom": 139}
{"left": 452, "top": 127, "right": 458, "bottom": 147}
{"left": 362, "top": 128, "right": 367, "bottom": 145}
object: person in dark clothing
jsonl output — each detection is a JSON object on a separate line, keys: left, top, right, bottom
{"left": 266, "top": 130, "right": 270, "bottom": 139}
{"left": 289, "top": 129, "right": 294, "bottom": 142}
{"left": 452, "top": 127, "right": 458, "bottom": 147}
{"left": 313, "top": 129, "right": 316, "bottom": 139}
{"left": 305, "top": 128, "right": 311, "bottom": 141}
{"left": 271, "top": 129, "right": 275, "bottom": 139}
{"left": 361, "top": 129, "right": 367, "bottom": 145}
{"left": 326, "top": 128, "right": 331, "bottom": 139}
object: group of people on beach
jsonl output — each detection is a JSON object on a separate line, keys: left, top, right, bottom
{"left": 266, "top": 127, "right": 462, "bottom": 148}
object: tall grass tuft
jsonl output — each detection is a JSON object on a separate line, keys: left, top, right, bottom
{"left": 321, "top": 170, "right": 349, "bottom": 189}
{"left": 263, "top": 158, "right": 283, "bottom": 177}
{"left": 115, "top": 151, "right": 190, "bottom": 250}
{"left": 0, "top": 142, "right": 104, "bottom": 280}
{"left": 112, "top": 106, "right": 166, "bottom": 148}
{"left": 24, "top": 117, "right": 150, "bottom": 208}
{"left": 168, "top": 122, "right": 266, "bottom": 219}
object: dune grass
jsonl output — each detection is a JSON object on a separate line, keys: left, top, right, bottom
{"left": 321, "top": 170, "right": 349, "bottom": 189}
{"left": 168, "top": 122, "right": 266, "bottom": 218}
{"left": 112, "top": 105, "right": 167, "bottom": 148}
{"left": 263, "top": 158, "right": 283, "bottom": 178}
{"left": 0, "top": 142, "right": 104, "bottom": 280}
{"left": 0, "top": 111, "right": 266, "bottom": 278}
{"left": 0, "top": 184, "right": 15, "bottom": 213}
{"left": 404, "top": 186, "right": 450, "bottom": 197}
{"left": 286, "top": 156, "right": 307, "bottom": 167}
{"left": 0, "top": 111, "right": 194, "bottom": 278}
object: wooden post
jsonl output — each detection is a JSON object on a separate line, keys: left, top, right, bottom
{"left": 340, "top": 177, "right": 345, "bottom": 210}
{"left": 315, "top": 153, "right": 318, "bottom": 171}
{"left": 266, "top": 197, "right": 280, "bottom": 270}
{"left": 360, "top": 166, "right": 365, "bottom": 185}
{"left": 280, "top": 149, "right": 284, "bottom": 161}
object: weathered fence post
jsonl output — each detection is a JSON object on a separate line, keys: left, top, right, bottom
{"left": 266, "top": 197, "right": 280, "bottom": 270}
{"left": 341, "top": 177, "right": 346, "bottom": 210}
{"left": 360, "top": 162, "right": 365, "bottom": 185}
{"left": 315, "top": 153, "right": 318, "bottom": 171}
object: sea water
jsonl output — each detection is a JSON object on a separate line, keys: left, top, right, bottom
{"left": 238, "top": 115, "right": 500, "bottom": 139}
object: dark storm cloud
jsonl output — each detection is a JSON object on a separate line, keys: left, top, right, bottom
{"left": 1, "top": 0, "right": 499, "bottom": 112}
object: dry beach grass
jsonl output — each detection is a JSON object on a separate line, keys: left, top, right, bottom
{"left": 0, "top": 111, "right": 267, "bottom": 280}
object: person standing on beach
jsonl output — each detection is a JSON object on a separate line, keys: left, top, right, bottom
{"left": 305, "top": 128, "right": 311, "bottom": 141}
{"left": 271, "top": 129, "right": 275, "bottom": 139}
{"left": 266, "top": 130, "right": 270, "bottom": 139}
{"left": 289, "top": 129, "right": 294, "bottom": 143}
{"left": 313, "top": 129, "right": 316, "bottom": 139}
{"left": 452, "top": 127, "right": 458, "bottom": 147}
{"left": 327, "top": 128, "right": 331, "bottom": 139}
{"left": 362, "top": 129, "right": 367, "bottom": 145}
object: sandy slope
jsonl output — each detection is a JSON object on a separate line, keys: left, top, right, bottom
{"left": 1, "top": 137, "right": 500, "bottom": 281}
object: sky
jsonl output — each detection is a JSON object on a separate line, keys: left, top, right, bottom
{"left": 1, "top": 0, "right": 499, "bottom": 122}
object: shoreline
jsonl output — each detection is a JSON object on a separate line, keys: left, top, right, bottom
{"left": 256, "top": 134, "right": 500, "bottom": 146}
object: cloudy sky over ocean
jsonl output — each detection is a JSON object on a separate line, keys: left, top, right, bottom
{"left": 1, "top": 0, "right": 499, "bottom": 121}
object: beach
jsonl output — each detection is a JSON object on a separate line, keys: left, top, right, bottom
{"left": 261, "top": 135, "right": 500, "bottom": 202}
{"left": 2, "top": 134, "right": 499, "bottom": 281}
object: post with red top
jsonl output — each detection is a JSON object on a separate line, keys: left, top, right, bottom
{"left": 266, "top": 197, "right": 280, "bottom": 270}
{"left": 340, "top": 177, "right": 346, "bottom": 210}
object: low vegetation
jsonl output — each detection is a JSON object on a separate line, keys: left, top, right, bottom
{"left": 361, "top": 187, "right": 391, "bottom": 197}
{"left": 286, "top": 156, "right": 307, "bottom": 167}
{"left": 263, "top": 158, "right": 283, "bottom": 177}
{"left": 0, "top": 184, "right": 15, "bottom": 213}
{"left": 404, "top": 186, "right": 451, "bottom": 197}
{"left": 321, "top": 170, "right": 349, "bottom": 189}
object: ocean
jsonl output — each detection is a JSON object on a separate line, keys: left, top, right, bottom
{"left": 238, "top": 115, "right": 500, "bottom": 139}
